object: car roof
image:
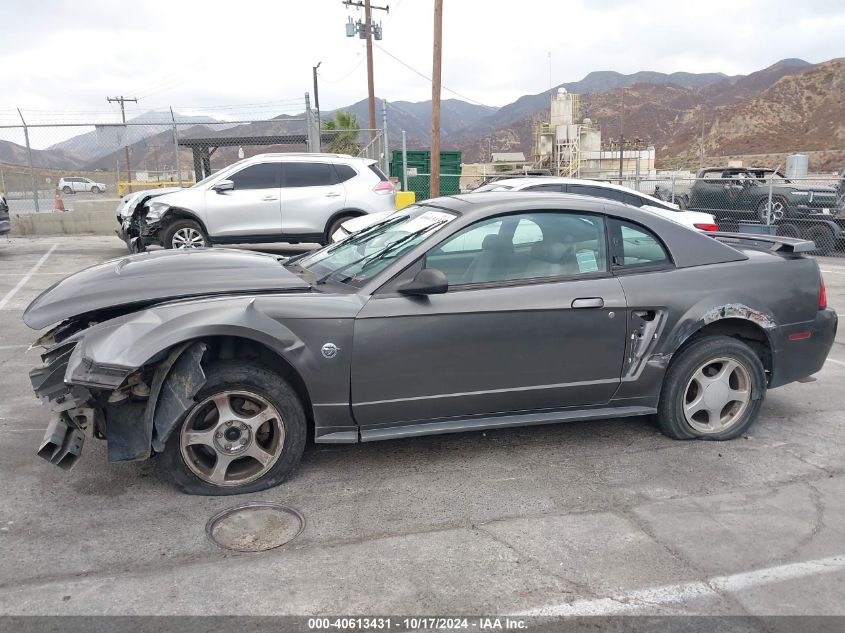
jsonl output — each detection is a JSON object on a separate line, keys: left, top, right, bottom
{"left": 245, "top": 152, "right": 375, "bottom": 164}
{"left": 416, "top": 191, "right": 745, "bottom": 269}
{"left": 479, "top": 176, "right": 675, "bottom": 208}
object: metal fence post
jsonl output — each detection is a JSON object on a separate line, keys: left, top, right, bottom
{"left": 767, "top": 173, "right": 774, "bottom": 225}
{"left": 170, "top": 107, "right": 183, "bottom": 187}
{"left": 0, "top": 165, "right": 6, "bottom": 196}
{"left": 382, "top": 99, "right": 389, "bottom": 174}
{"left": 304, "top": 93, "right": 314, "bottom": 152}
{"left": 401, "top": 130, "right": 408, "bottom": 192}
{"left": 17, "top": 109, "right": 40, "bottom": 213}
{"left": 670, "top": 171, "right": 676, "bottom": 204}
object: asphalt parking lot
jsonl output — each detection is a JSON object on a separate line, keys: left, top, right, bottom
{"left": 0, "top": 234, "right": 843, "bottom": 617}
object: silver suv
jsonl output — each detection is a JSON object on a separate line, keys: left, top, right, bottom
{"left": 58, "top": 176, "right": 107, "bottom": 194}
{"left": 126, "top": 153, "right": 395, "bottom": 249}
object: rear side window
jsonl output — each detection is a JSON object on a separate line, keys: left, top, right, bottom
{"left": 570, "top": 184, "right": 632, "bottom": 204}
{"left": 368, "top": 164, "right": 388, "bottom": 181}
{"left": 284, "top": 162, "right": 336, "bottom": 187}
{"left": 334, "top": 164, "right": 357, "bottom": 183}
{"left": 525, "top": 184, "right": 564, "bottom": 192}
{"left": 229, "top": 163, "right": 281, "bottom": 190}
{"left": 609, "top": 219, "right": 671, "bottom": 269}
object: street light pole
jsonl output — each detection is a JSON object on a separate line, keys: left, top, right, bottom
{"left": 430, "top": 0, "right": 443, "bottom": 198}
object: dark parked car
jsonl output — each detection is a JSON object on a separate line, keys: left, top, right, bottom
{"left": 24, "top": 193, "right": 836, "bottom": 494}
{"left": 0, "top": 194, "right": 10, "bottom": 236}
{"left": 688, "top": 167, "right": 839, "bottom": 221}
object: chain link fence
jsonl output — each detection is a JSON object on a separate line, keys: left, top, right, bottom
{"left": 0, "top": 106, "right": 387, "bottom": 214}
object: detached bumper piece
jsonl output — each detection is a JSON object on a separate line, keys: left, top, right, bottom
{"left": 29, "top": 343, "right": 95, "bottom": 471}
{"left": 37, "top": 415, "right": 84, "bottom": 470}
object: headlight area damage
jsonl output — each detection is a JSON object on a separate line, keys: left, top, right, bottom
{"left": 32, "top": 321, "right": 209, "bottom": 470}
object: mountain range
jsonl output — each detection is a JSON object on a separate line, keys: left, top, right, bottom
{"left": 1, "top": 57, "right": 842, "bottom": 175}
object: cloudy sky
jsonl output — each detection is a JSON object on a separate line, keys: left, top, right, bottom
{"left": 1, "top": 0, "right": 843, "bottom": 128}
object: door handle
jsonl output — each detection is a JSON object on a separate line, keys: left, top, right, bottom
{"left": 571, "top": 297, "right": 604, "bottom": 309}
{"left": 325, "top": 192, "right": 341, "bottom": 198}
{"left": 262, "top": 196, "right": 279, "bottom": 201}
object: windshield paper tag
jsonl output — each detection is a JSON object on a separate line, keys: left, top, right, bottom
{"left": 576, "top": 251, "right": 599, "bottom": 273}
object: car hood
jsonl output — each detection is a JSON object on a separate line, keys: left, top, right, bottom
{"left": 23, "top": 248, "right": 311, "bottom": 329}
{"left": 118, "top": 187, "right": 183, "bottom": 218}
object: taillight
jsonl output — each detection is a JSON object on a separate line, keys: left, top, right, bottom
{"left": 694, "top": 223, "right": 719, "bottom": 232}
{"left": 819, "top": 275, "right": 827, "bottom": 310}
{"left": 373, "top": 181, "right": 394, "bottom": 195}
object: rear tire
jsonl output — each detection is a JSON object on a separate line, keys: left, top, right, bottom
{"left": 325, "top": 214, "right": 357, "bottom": 245}
{"left": 776, "top": 222, "right": 801, "bottom": 239}
{"left": 157, "top": 360, "right": 307, "bottom": 495}
{"left": 806, "top": 225, "right": 835, "bottom": 256}
{"left": 162, "top": 218, "right": 209, "bottom": 249}
{"left": 756, "top": 197, "right": 787, "bottom": 223}
{"left": 62, "top": 186, "right": 72, "bottom": 194}
{"left": 657, "top": 335, "right": 766, "bottom": 441}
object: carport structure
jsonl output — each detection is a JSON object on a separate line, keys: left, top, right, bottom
{"left": 178, "top": 135, "right": 308, "bottom": 180}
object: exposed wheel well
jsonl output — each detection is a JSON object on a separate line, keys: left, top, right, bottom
{"left": 161, "top": 208, "right": 210, "bottom": 239}
{"left": 181, "top": 335, "right": 314, "bottom": 436}
{"left": 677, "top": 318, "right": 773, "bottom": 379}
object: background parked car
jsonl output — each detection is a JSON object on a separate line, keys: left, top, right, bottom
{"left": 122, "top": 153, "right": 394, "bottom": 250}
{"left": 333, "top": 177, "right": 717, "bottom": 242}
{"left": 58, "top": 176, "right": 107, "bottom": 194}
{"left": 687, "top": 167, "right": 839, "bottom": 221}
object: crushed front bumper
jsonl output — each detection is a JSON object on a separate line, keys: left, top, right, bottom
{"left": 29, "top": 343, "right": 97, "bottom": 471}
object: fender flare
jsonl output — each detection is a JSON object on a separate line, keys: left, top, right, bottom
{"left": 160, "top": 207, "right": 211, "bottom": 238}
{"left": 324, "top": 208, "right": 367, "bottom": 241}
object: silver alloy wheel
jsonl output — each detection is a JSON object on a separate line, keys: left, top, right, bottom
{"left": 179, "top": 390, "right": 285, "bottom": 487}
{"left": 682, "top": 356, "right": 752, "bottom": 434}
{"left": 171, "top": 227, "right": 206, "bottom": 249}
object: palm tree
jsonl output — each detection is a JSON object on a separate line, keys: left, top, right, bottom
{"left": 322, "top": 111, "right": 360, "bottom": 155}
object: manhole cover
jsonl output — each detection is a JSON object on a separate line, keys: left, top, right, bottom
{"left": 206, "top": 502, "right": 305, "bottom": 552}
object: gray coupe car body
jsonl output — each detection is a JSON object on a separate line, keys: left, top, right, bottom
{"left": 24, "top": 193, "right": 836, "bottom": 474}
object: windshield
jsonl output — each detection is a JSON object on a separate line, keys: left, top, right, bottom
{"left": 297, "top": 206, "right": 456, "bottom": 287}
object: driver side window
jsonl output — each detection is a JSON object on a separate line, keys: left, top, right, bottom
{"left": 426, "top": 212, "right": 607, "bottom": 286}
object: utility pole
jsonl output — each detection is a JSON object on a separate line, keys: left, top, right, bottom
{"left": 699, "top": 108, "right": 705, "bottom": 169}
{"left": 313, "top": 62, "right": 322, "bottom": 151}
{"left": 343, "top": 0, "right": 389, "bottom": 140}
{"left": 430, "top": 0, "right": 443, "bottom": 198}
{"left": 618, "top": 89, "right": 625, "bottom": 184}
{"left": 107, "top": 95, "right": 137, "bottom": 193}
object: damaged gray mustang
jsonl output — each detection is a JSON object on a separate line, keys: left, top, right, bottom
{"left": 24, "top": 192, "right": 837, "bottom": 495}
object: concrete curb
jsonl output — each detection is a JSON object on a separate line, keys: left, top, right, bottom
{"left": 11, "top": 200, "right": 117, "bottom": 236}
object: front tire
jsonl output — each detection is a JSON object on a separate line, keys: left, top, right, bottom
{"left": 90, "top": 186, "right": 101, "bottom": 194}
{"left": 806, "top": 225, "right": 835, "bottom": 256}
{"left": 162, "top": 218, "right": 209, "bottom": 249}
{"left": 157, "top": 360, "right": 307, "bottom": 495}
{"left": 657, "top": 335, "right": 766, "bottom": 440}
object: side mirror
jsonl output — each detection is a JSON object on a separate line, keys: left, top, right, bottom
{"left": 397, "top": 268, "right": 448, "bottom": 296}
{"left": 212, "top": 180, "right": 234, "bottom": 193}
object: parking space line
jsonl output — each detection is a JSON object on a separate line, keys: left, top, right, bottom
{"left": 515, "top": 554, "right": 845, "bottom": 616}
{"left": 820, "top": 269, "right": 845, "bottom": 275}
{"left": 826, "top": 358, "right": 845, "bottom": 366}
{"left": 0, "top": 244, "right": 58, "bottom": 311}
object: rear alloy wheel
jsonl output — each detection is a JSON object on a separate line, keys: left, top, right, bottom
{"left": 158, "top": 361, "right": 307, "bottom": 495}
{"left": 162, "top": 219, "right": 209, "bottom": 249}
{"left": 62, "top": 186, "right": 72, "bottom": 194}
{"left": 657, "top": 335, "right": 766, "bottom": 440}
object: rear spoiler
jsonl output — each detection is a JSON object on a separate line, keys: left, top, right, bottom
{"left": 708, "top": 231, "right": 815, "bottom": 254}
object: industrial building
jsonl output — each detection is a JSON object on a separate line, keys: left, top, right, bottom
{"left": 533, "top": 88, "right": 656, "bottom": 180}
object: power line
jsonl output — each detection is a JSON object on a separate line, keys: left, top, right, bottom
{"left": 374, "top": 44, "right": 492, "bottom": 108}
